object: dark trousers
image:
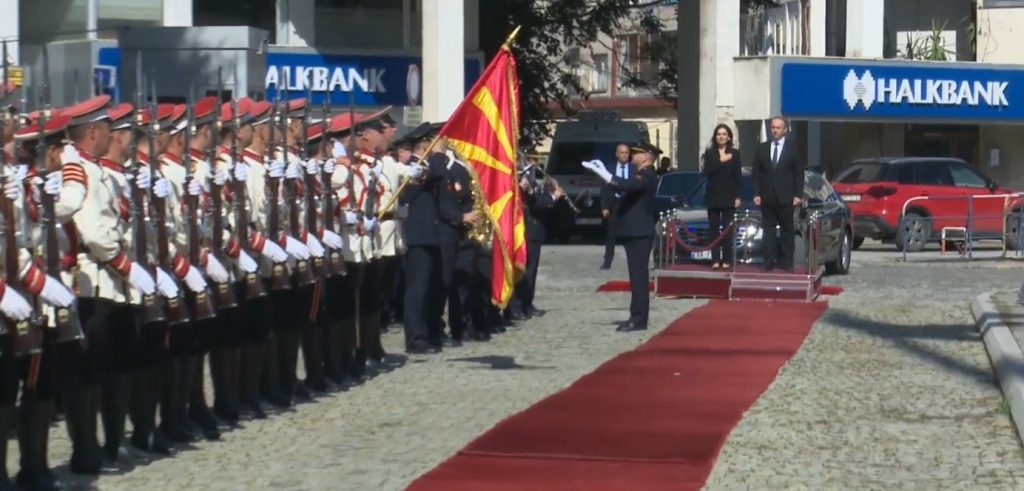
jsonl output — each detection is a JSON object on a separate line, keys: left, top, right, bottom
{"left": 623, "top": 237, "right": 653, "bottom": 326}
{"left": 761, "top": 202, "right": 795, "bottom": 268}
{"left": 514, "top": 240, "right": 543, "bottom": 311}
{"left": 452, "top": 241, "right": 489, "bottom": 337}
{"left": 707, "top": 208, "right": 735, "bottom": 264}
{"left": 603, "top": 218, "right": 616, "bottom": 265}
{"left": 403, "top": 245, "right": 439, "bottom": 346}
{"left": 431, "top": 241, "right": 458, "bottom": 340}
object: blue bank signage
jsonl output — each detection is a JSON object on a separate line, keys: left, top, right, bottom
{"left": 265, "top": 51, "right": 482, "bottom": 106}
{"left": 780, "top": 60, "right": 1024, "bottom": 123}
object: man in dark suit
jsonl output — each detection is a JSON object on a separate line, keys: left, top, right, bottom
{"left": 752, "top": 116, "right": 805, "bottom": 272}
{"left": 583, "top": 143, "right": 659, "bottom": 331}
{"left": 400, "top": 137, "right": 453, "bottom": 354}
{"left": 599, "top": 143, "right": 633, "bottom": 269}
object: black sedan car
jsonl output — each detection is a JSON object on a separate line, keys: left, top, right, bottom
{"left": 655, "top": 169, "right": 853, "bottom": 275}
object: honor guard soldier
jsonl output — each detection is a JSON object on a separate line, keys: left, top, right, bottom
{"left": 375, "top": 111, "right": 403, "bottom": 331}
{"left": 50, "top": 94, "right": 158, "bottom": 474}
{"left": 236, "top": 99, "right": 289, "bottom": 419}
{"left": 3, "top": 112, "right": 80, "bottom": 490}
{"left": 438, "top": 146, "right": 485, "bottom": 345}
{"left": 510, "top": 152, "right": 565, "bottom": 320}
{"left": 397, "top": 128, "right": 449, "bottom": 354}
{"left": 582, "top": 142, "right": 659, "bottom": 331}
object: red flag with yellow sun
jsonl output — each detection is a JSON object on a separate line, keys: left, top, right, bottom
{"left": 437, "top": 41, "right": 525, "bottom": 308}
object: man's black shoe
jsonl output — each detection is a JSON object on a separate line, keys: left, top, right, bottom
{"left": 406, "top": 340, "right": 434, "bottom": 354}
{"left": 468, "top": 330, "right": 491, "bottom": 342}
{"left": 446, "top": 337, "right": 463, "bottom": 348}
{"left": 615, "top": 321, "right": 648, "bottom": 332}
{"left": 525, "top": 306, "right": 545, "bottom": 318}
{"left": 600, "top": 261, "right": 611, "bottom": 270}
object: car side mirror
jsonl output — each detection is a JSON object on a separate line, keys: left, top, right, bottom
{"left": 988, "top": 181, "right": 999, "bottom": 192}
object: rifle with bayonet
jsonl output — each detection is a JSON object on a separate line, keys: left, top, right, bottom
{"left": 1, "top": 40, "right": 44, "bottom": 355}
{"left": 302, "top": 87, "right": 325, "bottom": 278}
{"left": 208, "top": 69, "right": 238, "bottom": 311}
{"left": 282, "top": 76, "right": 315, "bottom": 288}
{"left": 37, "top": 43, "right": 83, "bottom": 344}
{"left": 265, "top": 85, "right": 290, "bottom": 291}
{"left": 184, "top": 85, "right": 217, "bottom": 319}
{"left": 319, "top": 89, "right": 345, "bottom": 276}
{"left": 139, "top": 73, "right": 188, "bottom": 326}
{"left": 130, "top": 57, "right": 172, "bottom": 327}
{"left": 346, "top": 89, "right": 361, "bottom": 236}
{"left": 231, "top": 68, "right": 266, "bottom": 301}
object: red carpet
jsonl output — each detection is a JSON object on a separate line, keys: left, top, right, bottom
{"left": 409, "top": 300, "right": 829, "bottom": 491}
{"left": 596, "top": 280, "right": 653, "bottom": 292}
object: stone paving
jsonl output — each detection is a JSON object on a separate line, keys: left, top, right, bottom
{"left": 26, "top": 244, "right": 696, "bottom": 490}
{"left": 11, "top": 239, "right": 1024, "bottom": 489}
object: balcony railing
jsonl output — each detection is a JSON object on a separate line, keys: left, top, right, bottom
{"left": 740, "top": 0, "right": 809, "bottom": 57}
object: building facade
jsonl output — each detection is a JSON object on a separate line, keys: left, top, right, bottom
{"left": 679, "top": 0, "right": 1024, "bottom": 190}
{"left": 2, "top": 0, "right": 478, "bottom": 125}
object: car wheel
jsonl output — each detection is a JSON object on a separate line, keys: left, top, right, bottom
{"left": 895, "top": 212, "right": 930, "bottom": 253}
{"left": 852, "top": 236, "right": 864, "bottom": 250}
{"left": 826, "top": 230, "right": 852, "bottom": 275}
{"left": 1006, "top": 213, "right": 1024, "bottom": 251}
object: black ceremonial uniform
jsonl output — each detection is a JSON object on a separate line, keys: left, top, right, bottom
{"left": 439, "top": 160, "right": 479, "bottom": 343}
{"left": 607, "top": 161, "right": 657, "bottom": 330}
{"left": 513, "top": 185, "right": 555, "bottom": 317}
{"left": 400, "top": 152, "right": 447, "bottom": 353}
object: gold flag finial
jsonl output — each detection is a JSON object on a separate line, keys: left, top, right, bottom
{"left": 502, "top": 26, "right": 523, "bottom": 49}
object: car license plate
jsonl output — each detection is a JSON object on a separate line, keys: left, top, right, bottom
{"left": 575, "top": 218, "right": 601, "bottom": 225}
{"left": 841, "top": 194, "right": 861, "bottom": 202}
{"left": 690, "top": 250, "right": 712, "bottom": 261}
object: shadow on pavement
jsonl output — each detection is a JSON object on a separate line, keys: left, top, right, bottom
{"left": 448, "top": 355, "right": 555, "bottom": 371}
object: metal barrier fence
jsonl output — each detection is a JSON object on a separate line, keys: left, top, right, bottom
{"left": 897, "top": 192, "right": 1024, "bottom": 262}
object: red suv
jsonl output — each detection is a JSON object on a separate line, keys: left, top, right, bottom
{"left": 832, "top": 157, "right": 1021, "bottom": 252}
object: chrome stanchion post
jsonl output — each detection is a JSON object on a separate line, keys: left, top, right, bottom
{"left": 967, "top": 195, "right": 974, "bottom": 260}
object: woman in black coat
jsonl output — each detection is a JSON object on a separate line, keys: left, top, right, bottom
{"left": 701, "top": 124, "right": 742, "bottom": 269}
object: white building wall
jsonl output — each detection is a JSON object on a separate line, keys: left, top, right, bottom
{"left": 421, "top": 0, "right": 464, "bottom": 122}
{"left": 161, "top": 0, "right": 193, "bottom": 27}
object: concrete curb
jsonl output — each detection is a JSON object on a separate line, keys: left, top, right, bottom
{"left": 972, "top": 291, "right": 1024, "bottom": 444}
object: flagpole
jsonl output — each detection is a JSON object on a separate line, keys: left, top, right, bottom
{"left": 377, "top": 25, "right": 523, "bottom": 220}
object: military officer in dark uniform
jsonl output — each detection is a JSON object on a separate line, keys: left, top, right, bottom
{"left": 510, "top": 154, "right": 565, "bottom": 319}
{"left": 582, "top": 142, "right": 659, "bottom": 331}
{"left": 440, "top": 149, "right": 485, "bottom": 344}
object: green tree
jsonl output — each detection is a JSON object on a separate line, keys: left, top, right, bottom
{"left": 480, "top": 0, "right": 670, "bottom": 147}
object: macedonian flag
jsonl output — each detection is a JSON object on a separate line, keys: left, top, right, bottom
{"left": 437, "top": 44, "right": 526, "bottom": 308}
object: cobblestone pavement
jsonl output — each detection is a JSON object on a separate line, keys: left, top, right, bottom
{"left": 706, "top": 240, "right": 1024, "bottom": 489}
{"left": 26, "top": 244, "right": 696, "bottom": 490}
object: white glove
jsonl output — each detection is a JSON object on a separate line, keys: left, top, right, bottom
{"left": 331, "top": 141, "right": 347, "bottom": 158}
{"left": 237, "top": 250, "right": 258, "bottom": 273}
{"left": 135, "top": 169, "right": 152, "bottom": 189}
{"left": 38, "top": 275, "right": 74, "bottom": 308}
{"left": 344, "top": 211, "right": 360, "bottom": 225}
{"left": 323, "top": 159, "right": 335, "bottom": 175}
{"left": 3, "top": 177, "right": 21, "bottom": 201}
{"left": 0, "top": 287, "right": 32, "bottom": 321}
{"left": 183, "top": 265, "right": 208, "bottom": 293}
{"left": 285, "top": 159, "right": 301, "bottom": 179}
{"left": 268, "top": 159, "right": 285, "bottom": 179}
{"left": 304, "top": 158, "right": 320, "bottom": 175}
{"left": 407, "top": 164, "right": 424, "bottom": 179}
{"left": 61, "top": 144, "right": 80, "bottom": 165}
{"left": 154, "top": 178, "right": 169, "bottom": 198}
{"left": 306, "top": 235, "right": 325, "bottom": 257}
{"left": 128, "top": 262, "right": 156, "bottom": 295}
{"left": 396, "top": 204, "right": 409, "bottom": 219}
{"left": 155, "top": 268, "right": 181, "bottom": 299}
{"left": 362, "top": 217, "right": 378, "bottom": 233}
{"left": 14, "top": 165, "right": 27, "bottom": 182}
{"left": 233, "top": 163, "right": 248, "bottom": 183}
{"left": 260, "top": 239, "right": 289, "bottom": 263}
{"left": 283, "top": 236, "right": 311, "bottom": 260}
{"left": 204, "top": 254, "right": 230, "bottom": 283}
{"left": 187, "top": 177, "right": 202, "bottom": 196}
{"left": 582, "top": 159, "right": 613, "bottom": 183}
{"left": 44, "top": 172, "right": 61, "bottom": 196}
{"left": 371, "top": 165, "right": 383, "bottom": 178}
{"left": 214, "top": 166, "right": 230, "bottom": 186}
{"left": 321, "top": 230, "right": 343, "bottom": 250}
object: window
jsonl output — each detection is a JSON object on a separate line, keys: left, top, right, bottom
{"left": 591, "top": 54, "right": 609, "bottom": 93}
{"left": 98, "top": 0, "right": 162, "bottom": 39}
{"left": 804, "top": 174, "right": 831, "bottom": 203}
{"left": 836, "top": 162, "right": 886, "bottom": 183}
{"left": 949, "top": 164, "right": 989, "bottom": 188}
{"left": 912, "top": 162, "right": 954, "bottom": 186}
{"left": 316, "top": 0, "right": 404, "bottom": 9}
{"left": 21, "top": 0, "right": 89, "bottom": 43}
{"left": 656, "top": 172, "right": 701, "bottom": 199}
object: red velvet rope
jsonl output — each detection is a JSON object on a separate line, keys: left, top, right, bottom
{"left": 664, "top": 219, "right": 736, "bottom": 253}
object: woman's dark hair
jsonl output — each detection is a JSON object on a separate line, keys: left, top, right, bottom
{"left": 708, "top": 123, "right": 734, "bottom": 149}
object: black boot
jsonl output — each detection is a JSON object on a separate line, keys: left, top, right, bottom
{"left": 63, "top": 386, "right": 103, "bottom": 474}
{"left": 17, "top": 398, "right": 58, "bottom": 491}
{"left": 277, "top": 328, "right": 303, "bottom": 404}
{"left": 261, "top": 336, "right": 289, "bottom": 408}
{"left": 323, "top": 319, "right": 346, "bottom": 386}
{"left": 239, "top": 343, "right": 266, "bottom": 420}
{"left": 158, "top": 359, "right": 193, "bottom": 443}
{"left": 130, "top": 366, "right": 168, "bottom": 454}
{"left": 211, "top": 347, "right": 239, "bottom": 425}
{"left": 174, "top": 355, "right": 201, "bottom": 440}
{"left": 302, "top": 320, "right": 328, "bottom": 394}
{"left": 100, "top": 373, "right": 132, "bottom": 462}
{"left": 340, "top": 315, "right": 361, "bottom": 381}
{"left": 367, "top": 311, "right": 387, "bottom": 367}
{"left": 188, "top": 355, "right": 220, "bottom": 440}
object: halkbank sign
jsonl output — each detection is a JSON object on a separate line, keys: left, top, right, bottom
{"left": 779, "top": 59, "right": 1024, "bottom": 123}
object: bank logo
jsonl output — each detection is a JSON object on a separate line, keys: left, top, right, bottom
{"left": 843, "top": 69, "right": 876, "bottom": 110}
